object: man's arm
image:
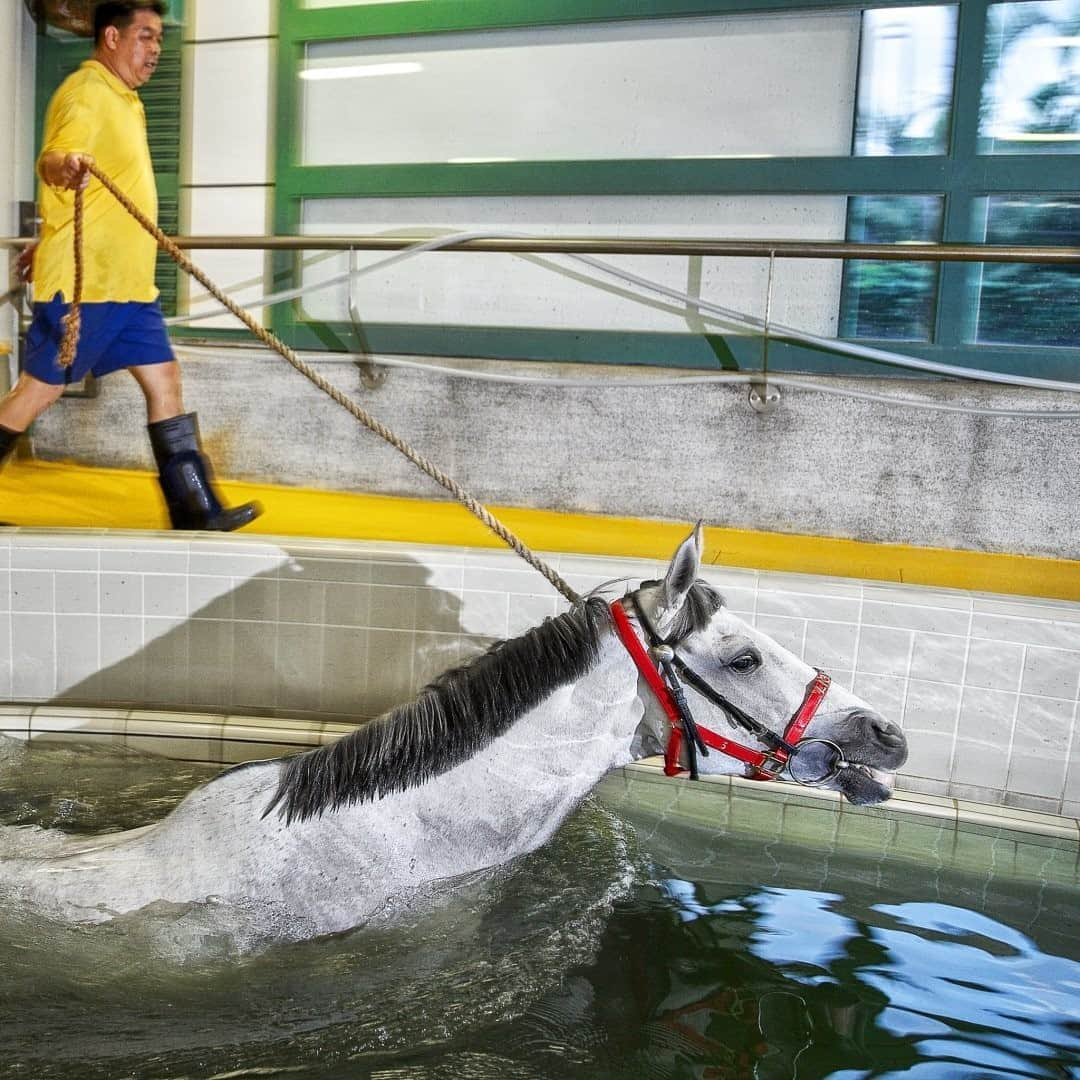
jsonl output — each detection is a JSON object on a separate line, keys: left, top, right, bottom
{"left": 38, "top": 151, "right": 95, "bottom": 191}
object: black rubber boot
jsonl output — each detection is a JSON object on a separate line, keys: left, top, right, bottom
{"left": 147, "top": 412, "right": 261, "bottom": 531}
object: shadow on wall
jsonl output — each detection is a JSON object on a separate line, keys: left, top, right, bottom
{"left": 45, "top": 553, "right": 495, "bottom": 732}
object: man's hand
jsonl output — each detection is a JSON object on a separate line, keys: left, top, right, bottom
{"left": 40, "top": 151, "right": 95, "bottom": 191}
{"left": 15, "top": 243, "right": 37, "bottom": 285}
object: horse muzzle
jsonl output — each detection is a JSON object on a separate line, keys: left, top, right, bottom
{"left": 825, "top": 709, "right": 909, "bottom": 770}
{"left": 794, "top": 710, "right": 907, "bottom": 804}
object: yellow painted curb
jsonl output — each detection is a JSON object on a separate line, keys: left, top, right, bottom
{"left": 1, "top": 458, "right": 1078, "bottom": 601}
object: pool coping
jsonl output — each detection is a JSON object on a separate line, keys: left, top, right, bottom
{"left": 3, "top": 702, "right": 1077, "bottom": 846}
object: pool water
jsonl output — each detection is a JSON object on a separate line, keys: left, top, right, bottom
{"left": 1, "top": 740, "right": 1078, "bottom": 1079}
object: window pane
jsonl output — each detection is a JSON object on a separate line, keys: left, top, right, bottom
{"left": 301, "top": 14, "right": 860, "bottom": 165}
{"left": 839, "top": 196, "right": 945, "bottom": 340}
{"left": 299, "top": 194, "right": 849, "bottom": 337}
{"left": 974, "top": 196, "right": 1080, "bottom": 346}
{"left": 980, "top": 0, "right": 1080, "bottom": 154}
{"left": 853, "top": 6, "right": 958, "bottom": 156}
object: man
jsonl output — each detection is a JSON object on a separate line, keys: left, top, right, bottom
{"left": 1, "top": 0, "right": 259, "bottom": 531}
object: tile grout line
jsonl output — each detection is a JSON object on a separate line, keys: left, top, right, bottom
{"left": 945, "top": 598, "right": 976, "bottom": 799}
{"left": 1000, "top": 644, "right": 1027, "bottom": 808}
{"left": 1059, "top": 664, "right": 1080, "bottom": 819}
{"left": 898, "top": 628, "right": 916, "bottom": 734}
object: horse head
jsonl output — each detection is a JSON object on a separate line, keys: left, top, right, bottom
{"left": 623, "top": 526, "right": 908, "bottom": 805}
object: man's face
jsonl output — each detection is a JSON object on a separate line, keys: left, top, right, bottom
{"left": 101, "top": 11, "right": 164, "bottom": 89}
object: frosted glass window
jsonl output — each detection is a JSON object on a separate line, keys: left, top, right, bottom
{"left": 300, "top": 14, "right": 860, "bottom": 165}
{"left": 298, "top": 195, "right": 849, "bottom": 338}
{"left": 980, "top": 0, "right": 1080, "bottom": 154}
{"left": 853, "top": 6, "right": 958, "bottom": 156}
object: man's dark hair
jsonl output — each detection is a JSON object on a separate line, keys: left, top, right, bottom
{"left": 94, "top": 1, "right": 167, "bottom": 44}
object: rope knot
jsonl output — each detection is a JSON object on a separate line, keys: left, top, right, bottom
{"left": 58, "top": 307, "right": 81, "bottom": 369}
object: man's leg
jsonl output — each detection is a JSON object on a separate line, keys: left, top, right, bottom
{"left": 0, "top": 372, "right": 67, "bottom": 465}
{"left": 129, "top": 361, "right": 261, "bottom": 532}
{"left": 127, "top": 356, "right": 184, "bottom": 423}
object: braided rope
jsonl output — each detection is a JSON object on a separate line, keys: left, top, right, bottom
{"left": 62, "top": 162, "right": 580, "bottom": 604}
{"left": 57, "top": 181, "right": 84, "bottom": 368}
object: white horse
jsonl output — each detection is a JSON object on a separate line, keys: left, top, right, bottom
{"left": 0, "top": 527, "right": 907, "bottom": 938}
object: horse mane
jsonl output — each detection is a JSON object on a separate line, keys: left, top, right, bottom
{"left": 264, "top": 596, "right": 613, "bottom": 824}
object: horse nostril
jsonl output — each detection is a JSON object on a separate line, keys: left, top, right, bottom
{"left": 871, "top": 717, "right": 906, "bottom": 750}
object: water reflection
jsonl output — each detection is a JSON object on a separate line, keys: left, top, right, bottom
{"left": 655, "top": 878, "right": 1080, "bottom": 1078}
{"left": 3, "top": 741, "right": 1078, "bottom": 1078}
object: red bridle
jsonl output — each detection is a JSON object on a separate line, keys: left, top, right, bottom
{"left": 610, "top": 599, "right": 833, "bottom": 782}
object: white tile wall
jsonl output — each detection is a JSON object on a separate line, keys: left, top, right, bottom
{"left": 0, "top": 530, "right": 1078, "bottom": 815}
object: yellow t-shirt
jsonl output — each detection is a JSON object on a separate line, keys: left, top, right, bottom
{"left": 34, "top": 60, "right": 159, "bottom": 304}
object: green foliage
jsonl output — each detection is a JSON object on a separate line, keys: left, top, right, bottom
{"left": 977, "top": 198, "right": 1080, "bottom": 347}
{"left": 839, "top": 196, "right": 942, "bottom": 341}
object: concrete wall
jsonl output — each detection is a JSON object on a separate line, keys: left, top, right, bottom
{"left": 0, "top": 2, "right": 36, "bottom": 381}
{"left": 29, "top": 347, "right": 1080, "bottom": 561}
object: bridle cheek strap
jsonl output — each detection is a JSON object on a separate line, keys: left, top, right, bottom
{"left": 610, "top": 599, "right": 831, "bottom": 781}
{"left": 748, "top": 669, "right": 831, "bottom": 779}
{"left": 609, "top": 599, "right": 684, "bottom": 730}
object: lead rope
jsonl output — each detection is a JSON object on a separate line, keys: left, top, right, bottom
{"left": 56, "top": 177, "right": 83, "bottom": 370}
{"left": 57, "top": 164, "right": 580, "bottom": 605}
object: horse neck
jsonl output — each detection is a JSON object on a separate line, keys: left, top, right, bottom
{"left": 318, "top": 632, "right": 647, "bottom": 868}
{"left": 464, "top": 631, "right": 645, "bottom": 788}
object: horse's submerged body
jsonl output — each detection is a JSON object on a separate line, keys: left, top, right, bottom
{"left": 0, "top": 529, "right": 908, "bottom": 938}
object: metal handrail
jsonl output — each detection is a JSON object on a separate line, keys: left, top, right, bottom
{"left": 1, "top": 234, "right": 1079, "bottom": 263}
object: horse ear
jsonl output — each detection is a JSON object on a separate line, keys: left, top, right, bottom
{"left": 660, "top": 522, "right": 704, "bottom": 615}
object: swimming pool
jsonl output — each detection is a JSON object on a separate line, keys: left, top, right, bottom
{"left": 1, "top": 528, "right": 1077, "bottom": 1076}
{"left": 3, "top": 528, "right": 1078, "bottom": 814}
{"left": 2, "top": 737, "right": 1076, "bottom": 1079}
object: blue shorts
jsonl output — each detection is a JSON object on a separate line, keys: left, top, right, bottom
{"left": 23, "top": 293, "right": 175, "bottom": 385}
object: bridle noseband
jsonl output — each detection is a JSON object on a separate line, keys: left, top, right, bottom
{"left": 610, "top": 597, "right": 843, "bottom": 786}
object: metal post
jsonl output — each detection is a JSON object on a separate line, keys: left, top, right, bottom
{"left": 749, "top": 250, "right": 781, "bottom": 415}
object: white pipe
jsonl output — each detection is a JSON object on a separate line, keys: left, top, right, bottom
{"left": 172, "top": 347, "right": 1080, "bottom": 420}
{"left": 167, "top": 229, "right": 1080, "bottom": 400}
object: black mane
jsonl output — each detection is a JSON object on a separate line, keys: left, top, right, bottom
{"left": 265, "top": 596, "right": 612, "bottom": 823}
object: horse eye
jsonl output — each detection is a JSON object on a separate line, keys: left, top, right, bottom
{"left": 729, "top": 651, "right": 761, "bottom": 674}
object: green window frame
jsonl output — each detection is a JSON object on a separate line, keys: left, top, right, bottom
{"left": 269, "top": 0, "right": 1078, "bottom": 378}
